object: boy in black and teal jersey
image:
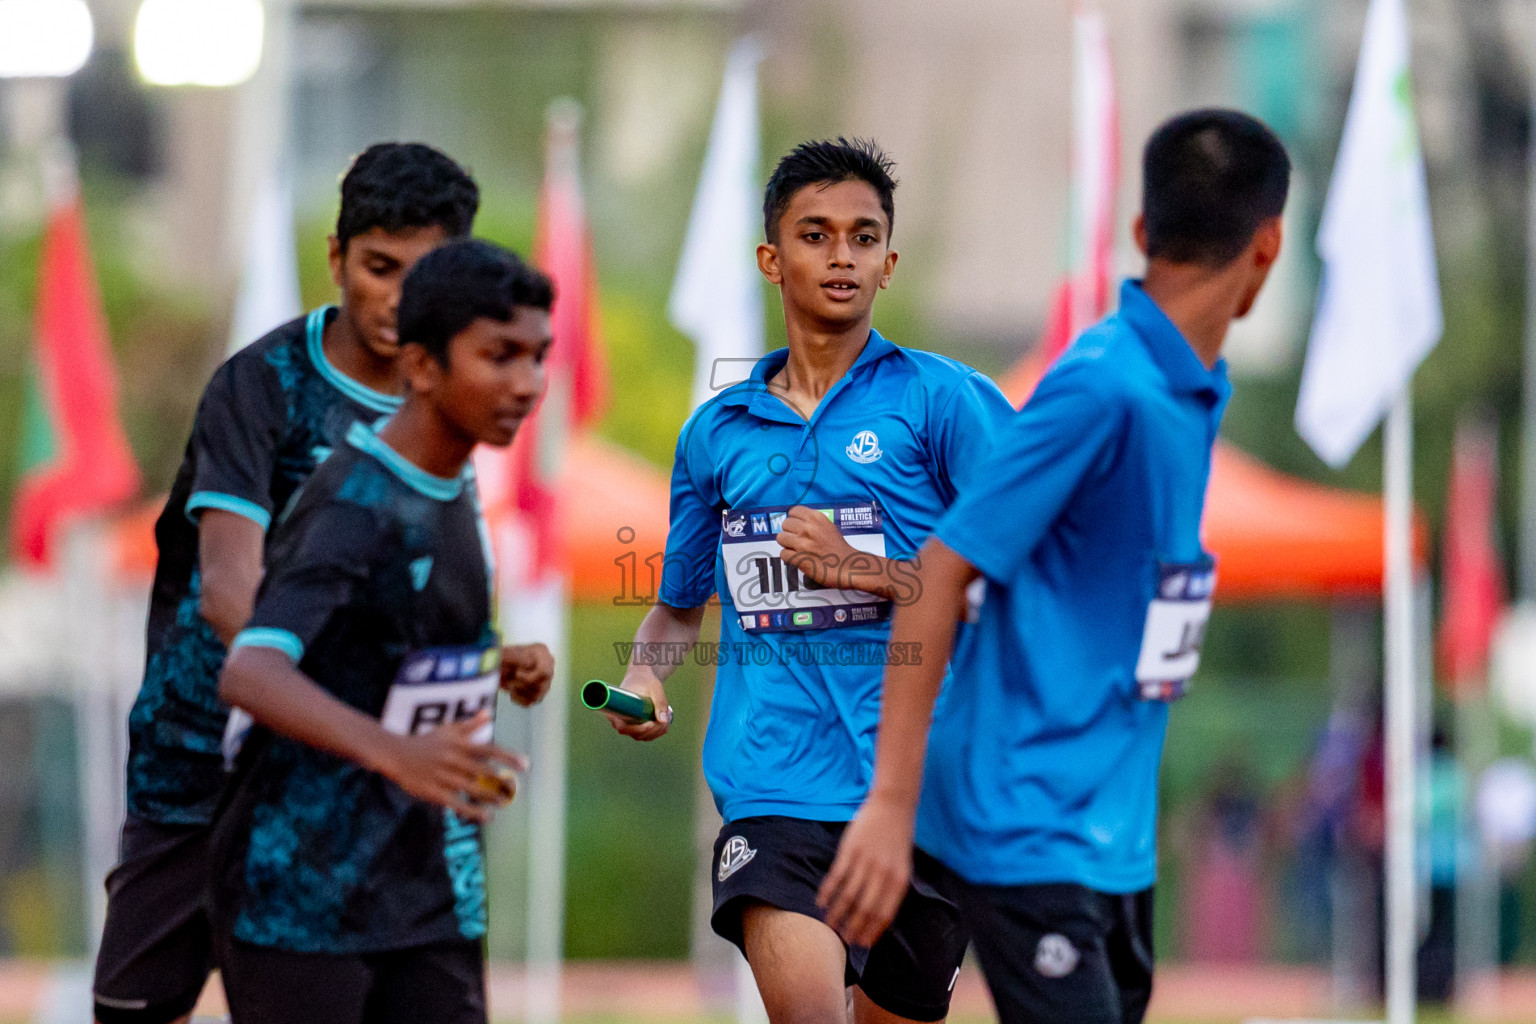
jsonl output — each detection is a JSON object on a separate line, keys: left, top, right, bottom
{"left": 95, "top": 143, "right": 481, "bottom": 1024}
{"left": 213, "top": 240, "right": 555, "bottom": 1024}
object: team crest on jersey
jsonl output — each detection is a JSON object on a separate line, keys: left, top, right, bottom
{"left": 1034, "top": 933, "right": 1079, "bottom": 978}
{"left": 845, "top": 430, "right": 883, "bottom": 464}
{"left": 717, "top": 835, "right": 757, "bottom": 881}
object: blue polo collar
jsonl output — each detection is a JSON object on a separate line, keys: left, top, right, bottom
{"left": 717, "top": 328, "right": 899, "bottom": 423}
{"left": 1117, "top": 281, "right": 1231, "bottom": 406}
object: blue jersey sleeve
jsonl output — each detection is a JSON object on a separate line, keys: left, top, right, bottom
{"left": 657, "top": 412, "right": 722, "bottom": 609}
{"left": 930, "top": 370, "right": 1017, "bottom": 502}
{"left": 233, "top": 499, "right": 379, "bottom": 663}
{"left": 935, "top": 357, "right": 1124, "bottom": 585}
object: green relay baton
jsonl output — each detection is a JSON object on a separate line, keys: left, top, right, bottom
{"left": 581, "top": 680, "right": 657, "bottom": 724}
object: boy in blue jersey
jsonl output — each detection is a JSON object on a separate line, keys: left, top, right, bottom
{"left": 609, "top": 139, "right": 1014, "bottom": 1023}
{"left": 821, "top": 111, "right": 1292, "bottom": 1024}
{"left": 94, "top": 143, "right": 480, "bottom": 1024}
{"left": 213, "top": 240, "right": 555, "bottom": 1024}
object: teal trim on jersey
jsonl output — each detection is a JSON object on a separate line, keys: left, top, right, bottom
{"left": 186, "top": 491, "right": 273, "bottom": 531}
{"left": 345, "top": 421, "right": 464, "bottom": 501}
{"left": 305, "top": 307, "right": 403, "bottom": 414}
{"left": 232, "top": 627, "right": 305, "bottom": 662}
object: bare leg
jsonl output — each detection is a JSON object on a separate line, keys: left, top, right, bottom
{"left": 741, "top": 903, "right": 850, "bottom": 1024}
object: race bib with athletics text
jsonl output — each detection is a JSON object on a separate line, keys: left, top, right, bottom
{"left": 1134, "top": 560, "right": 1216, "bottom": 701}
{"left": 380, "top": 644, "right": 501, "bottom": 742}
{"left": 720, "top": 501, "right": 889, "bottom": 633}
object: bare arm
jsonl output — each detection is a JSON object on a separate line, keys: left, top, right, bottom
{"left": 221, "top": 646, "right": 525, "bottom": 822}
{"left": 199, "top": 509, "right": 266, "bottom": 646}
{"left": 606, "top": 601, "right": 706, "bottom": 741}
{"left": 817, "top": 537, "right": 979, "bottom": 944}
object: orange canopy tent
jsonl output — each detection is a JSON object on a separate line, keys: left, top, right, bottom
{"left": 110, "top": 354, "right": 1422, "bottom": 605}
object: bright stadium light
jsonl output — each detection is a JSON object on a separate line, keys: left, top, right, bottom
{"left": 134, "top": 0, "right": 265, "bottom": 88}
{"left": 0, "top": 0, "right": 94, "bottom": 79}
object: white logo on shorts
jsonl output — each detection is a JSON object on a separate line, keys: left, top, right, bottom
{"left": 1034, "top": 933, "right": 1079, "bottom": 978}
{"left": 717, "top": 835, "right": 757, "bottom": 882}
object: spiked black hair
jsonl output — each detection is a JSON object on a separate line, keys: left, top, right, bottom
{"left": 762, "top": 137, "right": 898, "bottom": 243}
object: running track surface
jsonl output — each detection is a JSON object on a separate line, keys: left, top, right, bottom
{"left": 1, "top": 961, "right": 1534, "bottom": 1021}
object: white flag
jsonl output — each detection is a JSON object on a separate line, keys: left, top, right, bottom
{"left": 1295, "top": 0, "right": 1441, "bottom": 468}
{"left": 228, "top": 168, "right": 302, "bottom": 354}
{"left": 670, "top": 36, "right": 765, "bottom": 410}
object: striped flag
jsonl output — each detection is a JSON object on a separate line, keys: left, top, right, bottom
{"left": 1000, "top": 3, "right": 1117, "bottom": 403}
{"left": 10, "top": 162, "right": 140, "bottom": 568}
{"left": 1046, "top": 3, "right": 1119, "bottom": 361}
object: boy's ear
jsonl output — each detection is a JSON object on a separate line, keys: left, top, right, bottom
{"left": 1251, "top": 216, "right": 1283, "bottom": 269}
{"left": 757, "top": 242, "right": 783, "bottom": 286}
{"left": 398, "top": 342, "right": 443, "bottom": 394}
{"left": 1132, "top": 215, "right": 1149, "bottom": 258}
{"left": 328, "top": 236, "right": 345, "bottom": 290}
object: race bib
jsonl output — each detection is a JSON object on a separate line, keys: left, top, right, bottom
{"left": 381, "top": 644, "right": 501, "bottom": 742}
{"left": 1134, "top": 560, "right": 1216, "bottom": 701}
{"left": 720, "top": 501, "right": 889, "bottom": 632}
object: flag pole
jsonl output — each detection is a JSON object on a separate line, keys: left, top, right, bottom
{"left": 1384, "top": 392, "right": 1417, "bottom": 1024}
{"left": 1521, "top": 0, "right": 1536, "bottom": 602}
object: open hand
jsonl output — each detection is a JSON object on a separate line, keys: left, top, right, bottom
{"left": 502, "top": 643, "right": 555, "bottom": 707}
{"left": 817, "top": 794, "right": 916, "bottom": 947}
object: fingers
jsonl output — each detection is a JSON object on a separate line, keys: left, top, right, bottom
{"left": 819, "top": 834, "right": 907, "bottom": 948}
{"left": 604, "top": 709, "right": 671, "bottom": 741}
{"left": 473, "top": 741, "right": 529, "bottom": 774}
{"left": 824, "top": 859, "right": 902, "bottom": 947}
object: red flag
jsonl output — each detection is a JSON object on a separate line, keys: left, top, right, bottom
{"left": 9, "top": 188, "right": 140, "bottom": 568}
{"left": 1438, "top": 417, "right": 1505, "bottom": 691}
{"left": 477, "top": 101, "right": 608, "bottom": 587}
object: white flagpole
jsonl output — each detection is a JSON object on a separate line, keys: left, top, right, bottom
{"left": 1384, "top": 394, "right": 1417, "bottom": 1024}
{"left": 518, "top": 578, "right": 569, "bottom": 1024}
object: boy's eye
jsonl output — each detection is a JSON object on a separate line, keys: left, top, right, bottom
{"left": 856, "top": 234, "right": 876, "bottom": 245}
{"left": 802, "top": 232, "right": 825, "bottom": 242}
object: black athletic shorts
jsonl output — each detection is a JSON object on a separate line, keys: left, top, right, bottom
{"left": 93, "top": 816, "right": 214, "bottom": 1024}
{"left": 711, "top": 815, "right": 968, "bottom": 1023}
{"left": 220, "top": 938, "right": 487, "bottom": 1024}
{"left": 931, "top": 862, "right": 1155, "bottom": 1024}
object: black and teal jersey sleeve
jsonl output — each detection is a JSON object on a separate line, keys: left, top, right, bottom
{"left": 184, "top": 350, "right": 288, "bottom": 531}
{"left": 232, "top": 495, "right": 380, "bottom": 667}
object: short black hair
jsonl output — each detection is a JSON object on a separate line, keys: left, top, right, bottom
{"left": 763, "top": 137, "right": 898, "bottom": 243}
{"left": 398, "top": 239, "right": 554, "bottom": 365}
{"left": 336, "top": 142, "right": 480, "bottom": 251}
{"left": 1142, "top": 109, "right": 1290, "bottom": 266}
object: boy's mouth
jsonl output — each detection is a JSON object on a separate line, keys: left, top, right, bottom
{"left": 821, "top": 278, "right": 859, "bottom": 301}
